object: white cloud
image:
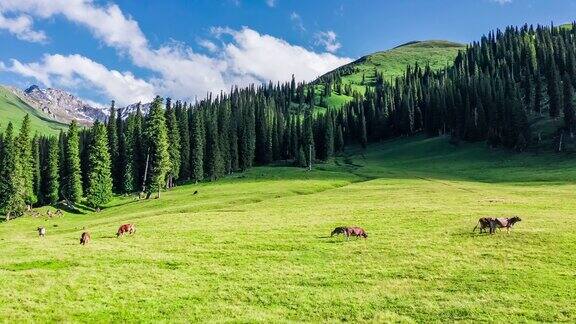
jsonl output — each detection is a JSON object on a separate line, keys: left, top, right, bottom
{"left": 5, "top": 54, "right": 155, "bottom": 106}
{"left": 266, "top": 0, "right": 276, "bottom": 8}
{"left": 490, "top": 0, "right": 512, "bottom": 4}
{"left": 0, "top": 12, "right": 46, "bottom": 42}
{"left": 290, "top": 12, "right": 306, "bottom": 32}
{"left": 198, "top": 39, "right": 219, "bottom": 53}
{"left": 0, "top": 0, "right": 351, "bottom": 103}
{"left": 217, "top": 27, "right": 350, "bottom": 84}
{"left": 314, "top": 30, "right": 341, "bottom": 53}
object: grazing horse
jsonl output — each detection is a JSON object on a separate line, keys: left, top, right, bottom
{"left": 330, "top": 227, "right": 348, "bottom": 237}
{"left": 344, "top": 227, "right": 368, "bottom": 239}
{"left": 80, "top": 232, "right": 91, "bottom": 245}
{"left": 493, "top": 217, "right": 522, "bottom": 233}
{"left": 116, "top": 224, "right": 136, "bottom": 237}
{"left": 473, "top": 217, "right": 496, "bottom": 234}
{"left": 37, "top": 226, "right": 46, "bottom": 237}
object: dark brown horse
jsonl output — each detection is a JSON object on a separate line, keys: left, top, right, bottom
{"left": 330, "top": 227, "right": 348, "bottom": 237}
{"left": 116, "top": 224, "right": 136, "bottom": 237}
{"left": 493, "top": 216, "right": 522, "bottom": 233}
{"left": 473, "top": 217, "right": 496, "bottom": 234}
{"left": 80, "top": 232, "right": 91, "bottom": 245}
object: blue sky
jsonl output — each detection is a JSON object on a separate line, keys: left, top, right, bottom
{"left": 0, "top": 0, "right": 574, "bottom": 106}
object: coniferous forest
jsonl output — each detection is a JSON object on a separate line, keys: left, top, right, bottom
{"left": 1, "top": 23, "right": 576, "bottom": 217}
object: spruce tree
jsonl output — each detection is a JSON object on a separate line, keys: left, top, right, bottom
{"left": 18, "top": 114, "right": 37, "bottom": 206}
{"left": 64, "top": 121, "right": 83, "bottom": 204}
{"left": 176, "top": 102, "right": 191, "bottom": 180}
{"left": 43, "top": 136, "right": 60, "bottom": 205}
{"left": 323, "top": 110, "right": 335, "bottom": 160}
{"left": 144, "top": 96, "right": 170, "bottom": 198}
{"left": 86, "top": 121, "right": 113, "bottom": 208}
{"left": 165, "top": 98, "right": 181, "bottom": 187}
{"left": 563, "top": 72, "right": 576, "bottom": 135}
{"left": 107, "top": 101, "right": 120, "bottom": 191}
{"left": 0, "top": 123, "right": 25, "bottom": 218}
{"left": 190, "top": 108, "right": 205, "bottom": 182}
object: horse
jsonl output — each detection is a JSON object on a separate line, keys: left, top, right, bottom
{"left": 117, "top": 224, "right": 136, "bottom": 237}
{"left": 80, "top": 232, "right": 91, "bottom": 245}
{"left": 344, "top": 227, "right": 368, "bottom": 239}
{"left": 37, "top": 226, "right": 46, "bottom": 237}
{"left": 330, "top": 227, "right": 348, "bottom": 237}
{"left": 493, "top": 216, "right": 522, "bottom": 233}
{"left": 473, "top": 217, "right": 496, "bottom": 234}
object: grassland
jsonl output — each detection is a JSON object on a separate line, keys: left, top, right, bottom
{"left": 0, "top": 86, "right": 68, "bottom": 136}
{"left": 1, "top": 136, "right": 575, "bottom": 322}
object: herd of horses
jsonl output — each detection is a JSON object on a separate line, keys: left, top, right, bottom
{"left": 36, "top": 223, "right": 136, "bottom": 245}
{"left": 33, "top": 215, "right": 521, "bottom": 244}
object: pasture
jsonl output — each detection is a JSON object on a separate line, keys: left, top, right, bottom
{"left": 1, "top": 136, "right": 575, "bottom": 322}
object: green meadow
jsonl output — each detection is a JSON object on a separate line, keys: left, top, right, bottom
{"left": 1, "top": 136, "right": 575, "bottom": 322}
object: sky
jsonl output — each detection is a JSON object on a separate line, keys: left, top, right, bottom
{"left": 0, "top": 0, "right": 574, "bottom": 107}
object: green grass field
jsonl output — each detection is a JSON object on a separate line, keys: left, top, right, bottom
{"left": 1, "top": 136, "right": 575, "bottom": 322}
{"left": 0, "top": 86, "right": 68, "bottom": 136}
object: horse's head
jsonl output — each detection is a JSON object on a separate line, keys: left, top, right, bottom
{"left": 510, "top": 216, "right": 522, "bottom": 224}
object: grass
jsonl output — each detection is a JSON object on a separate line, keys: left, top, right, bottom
{"left": 0, "top": 86, "right": 68, "bottom": 136}
{"left": 1, "top": 136, "right": 576, "bottom": 321}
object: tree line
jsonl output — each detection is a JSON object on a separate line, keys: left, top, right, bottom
{"left": 2, "top": 23, "right": 576, "bottom": 218}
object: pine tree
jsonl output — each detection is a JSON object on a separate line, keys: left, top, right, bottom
{"left": 204, "top": 112, "right": 223, "bottom": 181}
{"left": 190, "top": 108, "right": 205, "bottom": 182}
{"left": 144, "top": 96, "right": 170, "bottom": 198}
{"left": 18, "top": 114, "right": 37, "bottom": 206}
{"left": 107, "top": 101, "right": 120, "bottom": 191}
{"left": 64, "top": 121, "right": 83, "bottom": 204}
{"left": 43, "top": 136, "right": 60, "bottom": 205}
{"left": 563, "top": 72, "right": 576, "bottom": 135}
{"left": 548, "top": 57, "right": 562, "bottom": 118}
{"left": 323, "top": 110, "right": 335, "bottom": 160}
{"left": 0, "top": 123, "right": 25, "bottom": 218}
{"left": 176, "top": 102, "right": 191, "bottom": 180}
{"left": 32, "top": 135, "right": 41, "bottom": 203}
{"left": 165, "top": 98, "right": 181, "bottom": 187}
{"left": 86, "top": 121, "right": 113, "bottom": 208}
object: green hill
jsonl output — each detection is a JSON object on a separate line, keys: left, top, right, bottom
{"left": 0, "top": 86, "right": 68, "bottom": 136}
{"left": 315, "top": 40, "right": 466, "bottom": 109}
{"left": 1, "top": 136, "right": 575, "bottom": 321}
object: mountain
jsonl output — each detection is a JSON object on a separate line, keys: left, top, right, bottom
{"left": 5, "top": 85, "right": 152, "bottom": 126}
{"left": 0, "top": 86, "right": 68, "bottom": 135}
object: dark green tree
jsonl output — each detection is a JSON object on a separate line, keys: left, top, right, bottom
{"left": 64, "top": 121, "right": 83, "bottom": 204}
{"left": 144, "top": 96, "right": 170, "bottom": 198}
{"left": 86, "top": 121, "right": 113, "bottom": 208}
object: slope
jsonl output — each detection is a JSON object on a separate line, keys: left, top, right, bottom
{"left": 0, "top": 86, "right": 68, "bottom": 136}
{"left": 0, "top": 136, "right": 575, "bottom": 321}
{"left": 315, "top": 40, "right": 465, "bottom": 109}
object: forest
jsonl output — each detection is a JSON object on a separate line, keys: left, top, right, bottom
{"left": 1, "top": 23, "right": 576, "bottom": 217}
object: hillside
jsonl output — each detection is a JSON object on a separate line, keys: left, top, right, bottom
{"left": 0, "top": 86, "right": 68, "bottom": 136}
{"left": 1, "top": 136, "right": 575, "bottom": 321}
{"left": 315, "top": 40, "right": 465, "bottom": 109}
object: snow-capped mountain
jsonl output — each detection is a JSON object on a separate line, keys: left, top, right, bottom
{"left": 6, "top": 85, "right": 151, "bottom": 125}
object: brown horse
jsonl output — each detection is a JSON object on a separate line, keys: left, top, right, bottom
{"left": 344, "top": 227, "right": 368, "bottom": 239}
{"left": 117, "top": 224, "right": 136, "bottom": 237}
{"left": 80, "top": 232, "right": 91, "bottom": 245}
{"left": 493, "top": 217, "right": 522, "bottom": 233}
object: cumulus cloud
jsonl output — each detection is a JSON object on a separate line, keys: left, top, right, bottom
{"left": 314, "top": 30, "right": 341, "bottom": 53}
{"left": 266, "top": 0, "right": 276, "bottom": 8}
{"left": 5, "top": 54, "right": 155, "bottom": 106}
{"left": 0, "top": 0, "right": 351, "bottom": 104}
{"left": 217, "top": 27, "right": 350, "bottom": 84}
{"left": 0, "top": 12, "right": 46, "bottom": 42}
